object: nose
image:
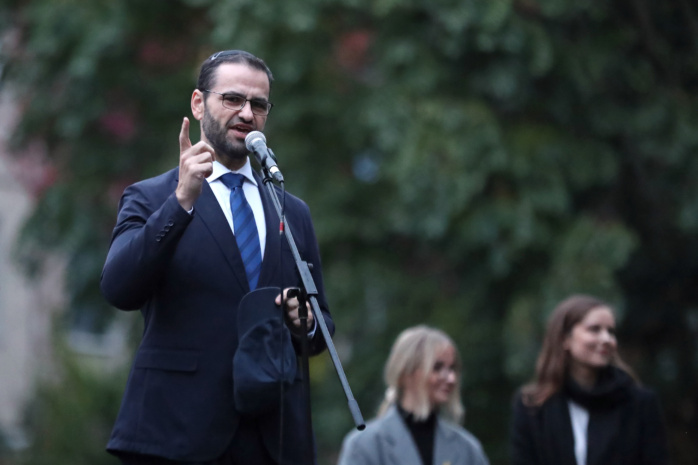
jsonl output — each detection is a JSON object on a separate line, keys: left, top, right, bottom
{"left": 600, "top": 329, "right": 615, "bottom": 344}
{"left": 238, "top": 100, "right": 255, "bottom": 121}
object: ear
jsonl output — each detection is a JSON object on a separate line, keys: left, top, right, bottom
{"left": 191, "top": 90, "right": 205, "bottom": 121}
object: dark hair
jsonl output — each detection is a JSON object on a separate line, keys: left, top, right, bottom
{"left": 196, "top": 50, "right": 274, "bottom": 93}
{"left": 521, "top": 294, "right": 638, "bottom": 407}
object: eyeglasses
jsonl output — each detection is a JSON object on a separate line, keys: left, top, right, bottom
{"left": 202, "top": 90, "right": 273, "bottom": 116}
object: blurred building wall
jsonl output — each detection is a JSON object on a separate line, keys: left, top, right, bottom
{"left": 0, "top": 91, "right": 64, "bottom": 450}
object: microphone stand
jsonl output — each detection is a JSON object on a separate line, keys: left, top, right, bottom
{"left": 258, "top": 158, "right": 365, "bottom": 458}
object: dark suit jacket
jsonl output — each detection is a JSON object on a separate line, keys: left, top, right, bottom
{"left": 101, "top": 166, "right": 333, "bottom": 464}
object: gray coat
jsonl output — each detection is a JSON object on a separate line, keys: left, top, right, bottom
{"left": 337, "top": 405, "right": 489, "bottom": 465}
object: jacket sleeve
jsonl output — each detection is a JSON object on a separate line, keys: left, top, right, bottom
{"left": 468, "top": 435, "right": 491, "bottom": 465}
{"left": 639, "top": 389, "right": 669, "bottom": 465}
{"left": 510, "top": 391, "right": 539, "bottom": 465}
{"left": 289, "top": 198, "right": 334, "bottom": 355}
{"left": 336, "top": 430, "right": 379, "bottom": 465}
{"left": 101, "top": 182, "right": 193, "bottom": 310}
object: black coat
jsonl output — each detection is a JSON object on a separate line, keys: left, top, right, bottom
{"left": 510, "top": 367, "right": 668, "bottom": 465}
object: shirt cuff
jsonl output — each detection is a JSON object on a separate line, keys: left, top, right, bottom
{"left": 307, "top": 317, "right": 318, "bottom": 338}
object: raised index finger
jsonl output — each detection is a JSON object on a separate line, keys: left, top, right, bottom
{"left": 179, "top": 117, "right": 192, "bottom": 153}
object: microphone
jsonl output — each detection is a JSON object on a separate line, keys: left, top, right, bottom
{"left": 245, "top": 131, "right": 284, "bottom": 182}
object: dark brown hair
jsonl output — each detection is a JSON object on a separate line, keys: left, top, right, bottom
{"left": 196, "top": 50, "right": 273, "bottom": 94}
{"left": 521, "top": 294, "right": 637, "bottom": 407}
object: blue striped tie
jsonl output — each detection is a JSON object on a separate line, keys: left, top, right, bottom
{"left": 220, "top": 173, "right": 262, "bottom": 290}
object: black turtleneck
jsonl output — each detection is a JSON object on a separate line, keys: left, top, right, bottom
{"left": 397, "top": 404, "right": 437, "bottom": 465}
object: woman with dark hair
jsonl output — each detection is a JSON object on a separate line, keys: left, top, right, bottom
{"left": 337, "top": 325, "right": 489, "bottom": 465}
{"left": 510, "top": 294, "right": 669, "bottom": 465}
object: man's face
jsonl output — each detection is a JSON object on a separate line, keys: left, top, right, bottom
{"left": 197, "top": 63, "right": 270, "bottom": 165}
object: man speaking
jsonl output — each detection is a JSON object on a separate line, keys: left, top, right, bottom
{"left": 100, "top": 49, "right": 333, "bottom": 465}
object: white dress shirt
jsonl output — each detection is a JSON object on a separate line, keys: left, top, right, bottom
{"left": 568, "top": 400, "right": 589, "bottom": 465}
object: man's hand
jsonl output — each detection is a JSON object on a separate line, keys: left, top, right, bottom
{"left": 176, "top": 117, "right": 215, "bottom": 211}
{"left": 275, "top": 287, "right": 314, "bottom": 335}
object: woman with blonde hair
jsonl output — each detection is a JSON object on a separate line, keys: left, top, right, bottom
{"left": 510, "top": 294, "right": 668, "bottom": 465}
{"left": 337, "top": 325, "right": 489, "bottom": 465}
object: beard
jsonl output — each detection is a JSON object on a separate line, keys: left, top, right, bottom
{"left": 201, "top": 108, "right": 248, "bottom": 162}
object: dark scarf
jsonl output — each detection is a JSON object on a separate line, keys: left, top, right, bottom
{"left": 542, "top": 365, "right": 635, "bottom": 465}
{"left": 563, "top": 365, "right": 634, "bottom": 410}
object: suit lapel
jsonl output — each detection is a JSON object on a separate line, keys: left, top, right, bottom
{"left": 433, "top": 419, "right": 462, "bottom": 465}
{"left": 190, "top": 177, "right": 249, "bottom": 292}
{"left": 542, "top": 393, "right": 578, "bottom": 465}
{"left": 381, "top": 408, "right": 423, "bottom": 465}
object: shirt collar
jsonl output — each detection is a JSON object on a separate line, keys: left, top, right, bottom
{"left": 207, "top": 158, "right": 258, "bottom": 186}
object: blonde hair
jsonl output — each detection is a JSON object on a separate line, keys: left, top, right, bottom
{"left": 378, "top": 325, "right": 465, "bottom": 423}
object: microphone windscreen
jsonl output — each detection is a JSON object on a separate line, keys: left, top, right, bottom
{"left": 245, "top": 131, "right": 266, "bottom": 151}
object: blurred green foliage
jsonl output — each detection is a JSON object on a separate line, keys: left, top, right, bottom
{"left": 18, "top": 348, "right": 124, "bottom": 465}
{"left": 2, "top": 0, "right": 698, "bottom": 464}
